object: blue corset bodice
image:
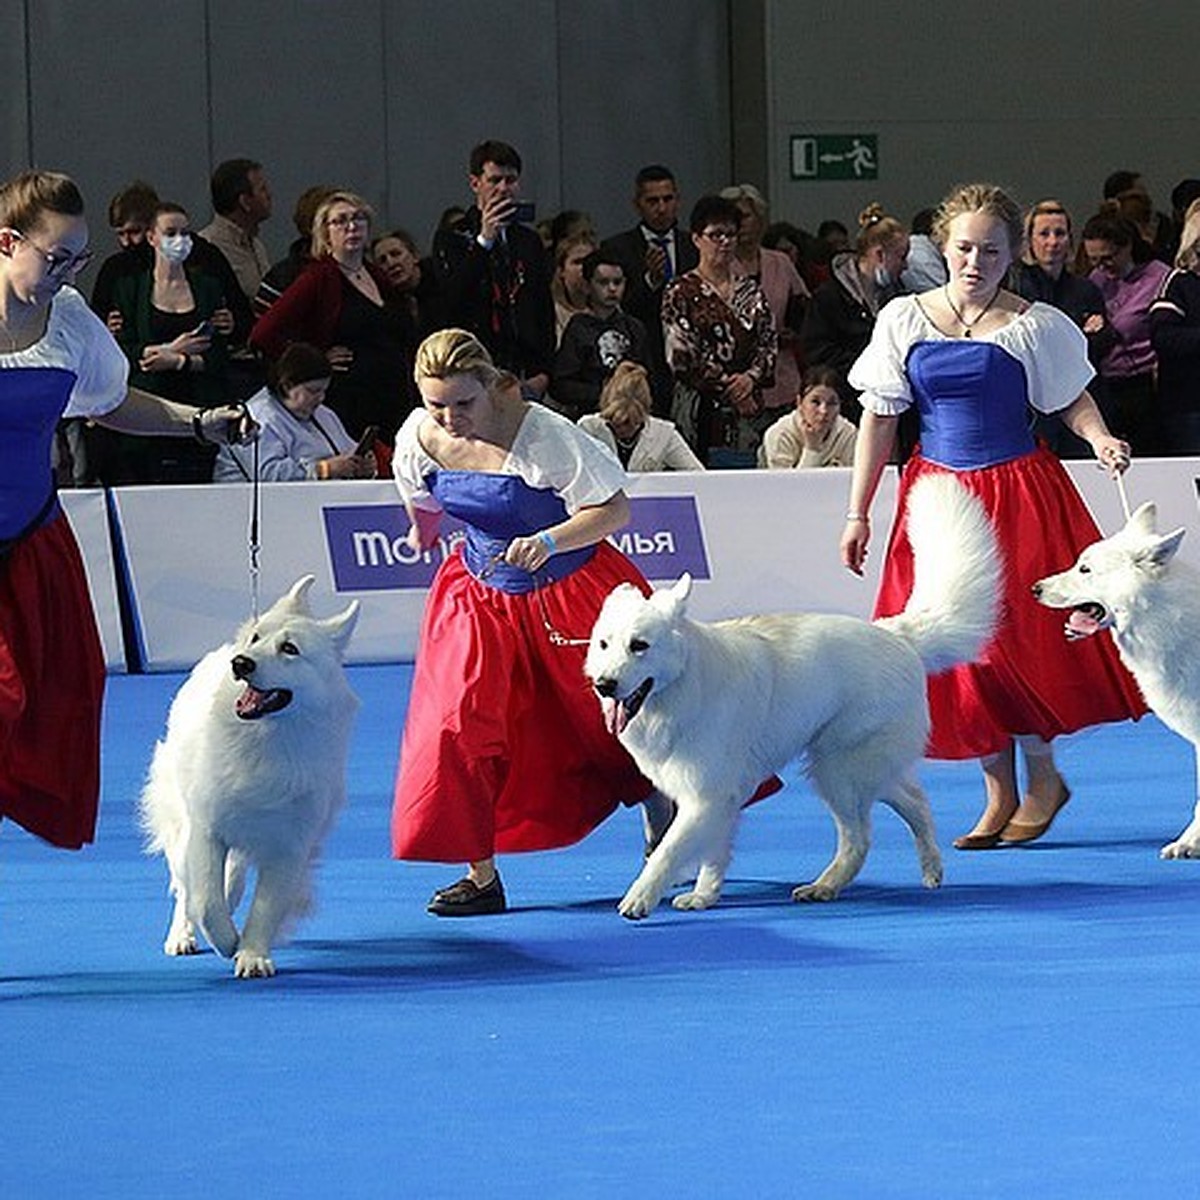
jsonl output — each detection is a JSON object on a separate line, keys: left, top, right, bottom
{"left": 428, "top": 470, "right": 594, "bottom": 594}
{"left": 0, "top": 366, "right": 71, "bottom": 539}
{"left": 907, "top": 341, "right": 1035, "bottom": 470}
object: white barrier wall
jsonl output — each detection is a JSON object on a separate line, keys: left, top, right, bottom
{"left": 61, "top": 489, "right": 125, "bottom": 673}
{"left": 94, "top": 459, "right": 1200, "bottom": 671}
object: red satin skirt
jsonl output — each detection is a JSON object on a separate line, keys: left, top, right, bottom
{"left": 392, "top": 543, "right": 655, "bottom": 862}
{"left": 0, "top": 512, "right": 106, "bottom": 848}
{"left": 874, "top": 448, "right": 1147, "bottom": 759}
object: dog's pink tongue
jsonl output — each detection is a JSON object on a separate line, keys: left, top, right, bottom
{"left": 235, "top": 685, "right": 266, "bottom": 717}
{"left": 600, "top": 696, "right": 627, "bottom": 737}
{"left": 1066, "top": 610, "right": 1101, "bottom": 639}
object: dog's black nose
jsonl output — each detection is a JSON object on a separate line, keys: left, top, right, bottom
{"left": 231, "top": 654, "right": 256, "bottom": 680}
{"left": 593, "top": 677, "right": 617, "bottom": 697}
{"left": 1031, "top": 582, "right": 1043, "bottom": 599}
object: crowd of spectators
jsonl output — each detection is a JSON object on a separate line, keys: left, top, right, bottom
{"left": 58, "top": 151, "right": 1200, "bottom": 485}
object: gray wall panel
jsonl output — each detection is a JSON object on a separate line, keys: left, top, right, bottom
{"left": 28, "top": 2, "right": 210, "bottom": 241}
{"left": 381, "top": 0, "right": 561, "bottom": 242}
{"left": 0, "top": 4, "right": 30, "bottom": 171}
{"left": 557, "top": 0, "right": 732, "bottom": 238}
{"left": 764, "top": 1, "right": 1200, "bottom": 235}
{"left": 208, "top": 0, "right": 389, "bottom": 261}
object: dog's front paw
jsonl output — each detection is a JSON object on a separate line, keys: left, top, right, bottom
{"left": 921, "top": 862, "right": 944, "bottom": 889}
{"left": 163, "top": 929, "right": 199, "bottom": 956}
{"left": 233, "top": 949, "right": 276, "bottom": 978}
{"left": 791, "top": 881, "right": 841, "bottom": 903}
{"left": 618, "top": 878, "right": 664, "bottom": 920}
{"left": 671, "top": 889, "right": 717, "bottom": 912}
{"left": 1161, "top": 837, "right": 1200, "bottom": 860}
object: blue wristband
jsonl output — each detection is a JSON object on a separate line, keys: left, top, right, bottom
{"left": 537, "top": 530, "right": 557, "bottom": 555}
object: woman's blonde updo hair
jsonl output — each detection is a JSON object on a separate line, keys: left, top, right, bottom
{"left": 599, "top": 361, "right": 653, "bottom": 424}
{"left": 933, "top": 183, "right": 1024, "bottom": 255}
{"left": 1175, "top": 197, "right": 1200, "bottom": 272}
{"left": 854, "top": 202, "right": 905, "bottom": 256}
{"left": 413, "top": 327, "right": 502, "bottom": 390}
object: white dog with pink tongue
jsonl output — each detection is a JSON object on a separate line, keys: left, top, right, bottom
{"left": 587, "top": 472, "right": 1001, "bottom": 919}
{"left": 1035, "top": 500, "right": 1200, "bottom": 858}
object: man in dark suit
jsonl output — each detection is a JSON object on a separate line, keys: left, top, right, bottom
{"left": 432, "top": 139, "right": 555, "bottom": 399}
{"left": 600, "top": 165, "right": 698, "bottom": 411}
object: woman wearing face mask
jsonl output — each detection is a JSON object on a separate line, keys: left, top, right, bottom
{"left": 801, "top": 203, "right": 909, "bottom": 424}
{"left": 1080, "top": 206, "right": 1170, "bottom": 455}
{"left": 107, "top": 202, "right": 233, "bottom": 481}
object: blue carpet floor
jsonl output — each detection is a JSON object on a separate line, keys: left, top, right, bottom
{"left": 2, "top": 664, "right": 1199, "bottom": 1198}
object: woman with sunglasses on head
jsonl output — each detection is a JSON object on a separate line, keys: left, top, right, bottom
{"left": 0, "top": 169, "right": 252, "bottom": 853}
{"left": 251, "top": 190, "right": 418, "bottom": 442}
{"left": 661, "top": 194, "right": 777, "bottom": 465}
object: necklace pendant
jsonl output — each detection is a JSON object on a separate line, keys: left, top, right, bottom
{"left": 963, "top": 329, "right": 971, "bottom": 338}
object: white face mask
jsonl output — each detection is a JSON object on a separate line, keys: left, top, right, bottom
{"left": 873, "top": 265, "right": 892, "bottom": 289}
{"left": 157, "top": 232, "right": 192, "bottom": 264}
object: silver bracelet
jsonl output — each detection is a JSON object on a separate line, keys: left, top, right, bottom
{"left": 845, "top": 512, "right": 869, "bottom": 522}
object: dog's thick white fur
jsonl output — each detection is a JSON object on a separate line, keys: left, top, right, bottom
{"left": 1034, "top": 501, "right": 1200, "bottom": 859}
{"left": 140, "top": 576, "right": 360, "bottom": 977}
{"left": 585, "top": 473, "right": 1001, "bottom": 918}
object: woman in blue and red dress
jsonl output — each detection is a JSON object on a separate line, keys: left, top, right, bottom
{"left": 0, "top": 170, "right": 251, "bottom": 851}
{"left": 840, "top": 183, "right": 1146, "bottom": 851}
{"left": 390, "top": 327, "right": 679, "bottom": 914}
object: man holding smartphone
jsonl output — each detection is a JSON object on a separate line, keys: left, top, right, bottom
{"left": 432, "top": 140, "right": 554, "bottom": 401}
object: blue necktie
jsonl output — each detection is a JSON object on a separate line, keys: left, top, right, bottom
{"left": 653, "top": 234, "right": 673, "bottom": 282}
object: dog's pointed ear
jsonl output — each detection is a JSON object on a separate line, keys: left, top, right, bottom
{"left": 1135, "top": 526, "right": 1186, "bottom": 569}
{"left": 320, "top": 600, "right": 361, "bottom": 658}
{"left": 655, "top": 573, "right": 692, "bottom": 617}
{"left": 1128, "top": 501, "right": 1158, "bottom": 536}
{"left": 284, "top": 575, "right": 317, "bottom": 613}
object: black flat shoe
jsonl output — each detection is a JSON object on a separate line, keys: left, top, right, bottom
{"left": 427, "top": 875, "right": 507, "bottom": 917}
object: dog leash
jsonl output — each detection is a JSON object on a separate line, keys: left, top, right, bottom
{"left": 479, "top": 551, "right": 590, "bottom": 647}
{"left": 248, "top": 429, "right": 262, "bottom": 620}
{"left": 1114, "top": 470, "right": 1132, "bottom": 522}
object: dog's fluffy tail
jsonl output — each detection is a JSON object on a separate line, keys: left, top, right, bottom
{"left": 875, "top": 472, "right": 1001, "bottom": 673}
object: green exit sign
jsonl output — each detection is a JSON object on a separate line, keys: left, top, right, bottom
{"left": 790, "top": 134, "right": 878, "bottom": 181}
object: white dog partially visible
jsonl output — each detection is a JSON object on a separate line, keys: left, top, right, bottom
{"left": 585, "top": 473, "right": 1001, "bottom": 919}
{"left": 1034, "top": 501, "right": 1200, "bottom": 859}
{"left": 140, "top": 576, "right": 360, "bottom": 977}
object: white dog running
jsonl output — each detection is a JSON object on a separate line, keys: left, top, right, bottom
{"left": 1034, "top": 501, "right": 1200, "bottom": 858}
{"left": 140, "top": 576, "right": 360, "bottom": 977}
{"left": 585, "top": 472, "right": 1001, "bottom": 918}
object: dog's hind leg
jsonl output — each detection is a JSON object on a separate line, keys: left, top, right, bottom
{"left": 183, "top": 833, "right": 239, "bottom": 959}
{"left": 1161, "top": 752, "right": 1200, "bottom": 858}
{"left": 880, "top": 774, "right": 943, "bottom": 888}
{"left": 233, "top": 856, "right": 308, "bottom": 978}
{"left": 793, "top": 774, "right": 872, "bottom": 902}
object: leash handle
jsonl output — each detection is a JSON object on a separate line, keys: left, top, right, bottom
{"left": 1114, "top": 468, "right": 1132, "bottom": 522}
{"left": 249, "top": 431, "right": 261, "bottom": 620}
